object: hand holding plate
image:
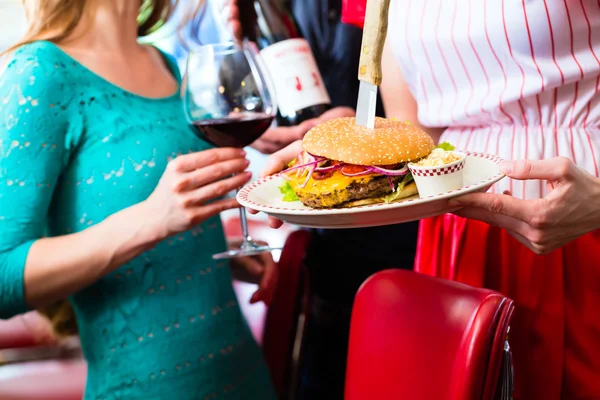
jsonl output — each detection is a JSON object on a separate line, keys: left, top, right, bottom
{"left": 449, "top": 157, "right": 600, "bottom": 254}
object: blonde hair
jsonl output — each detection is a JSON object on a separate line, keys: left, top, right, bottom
{"left": 5, "top": 0, "right": 181, "bottom": 56}
{"left": 5, "top": 0, "right": 205, "bottom": 337}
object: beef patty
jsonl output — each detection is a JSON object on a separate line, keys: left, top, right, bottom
{"left": 296, "top": 175, "right": 404, "bottom": 209}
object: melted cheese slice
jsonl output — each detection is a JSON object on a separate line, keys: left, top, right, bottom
{"left": 286, "top": 170, "right": 375, "bottom": 207}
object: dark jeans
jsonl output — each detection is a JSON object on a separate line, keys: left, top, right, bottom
{"left": 295, "top": 222, "right": 419, "bottom": 400}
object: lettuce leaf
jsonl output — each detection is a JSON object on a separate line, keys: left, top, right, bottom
{"left": 279, "top": 181, "right": 299, "bottom": 202}
{"left": 435, "top": 141, "right": 456, "bottom": 151}
{"left": 383, "top": 173, "right": 415, "bottom": 203}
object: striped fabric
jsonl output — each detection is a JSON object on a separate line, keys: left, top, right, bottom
{"left": 388, "top": 0, "right": 600, "bottom": 200}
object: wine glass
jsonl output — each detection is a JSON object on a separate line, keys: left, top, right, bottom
{"left": 182, "top": 40, "right": 278, "bottom": 260}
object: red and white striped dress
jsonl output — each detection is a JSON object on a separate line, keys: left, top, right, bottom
{"left": 388, "top": 0, "right": 600, "bottom": 398}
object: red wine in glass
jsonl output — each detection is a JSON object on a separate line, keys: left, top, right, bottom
{"left": 183, "top": 41, "right": 279, "bottom": 260}
{"left": 192, "top": 113, "right": 274, "bottom": 148}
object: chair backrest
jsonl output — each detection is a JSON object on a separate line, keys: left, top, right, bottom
{"left": 261, "top": 229, "right": 312, "bottom": 398}
{"left": 345, "top": 269, "right": 514, "bottom": 400}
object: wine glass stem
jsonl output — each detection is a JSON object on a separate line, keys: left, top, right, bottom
{"left": 237, "top": 189, "right": 254, "bottom": 248}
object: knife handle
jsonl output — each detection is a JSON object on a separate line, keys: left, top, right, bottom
{"left": 357, "top": 0, "right": 391, "bottom": 86}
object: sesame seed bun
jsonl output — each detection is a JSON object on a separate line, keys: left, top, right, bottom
{"left": 302, "top": 117, "right": 435, "bottom": 165}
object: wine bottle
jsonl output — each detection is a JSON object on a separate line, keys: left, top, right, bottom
{"left": 238, "top": 0, "right": 332, "bottom": 126}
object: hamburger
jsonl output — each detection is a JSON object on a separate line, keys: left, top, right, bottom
{"left": 278, "top": 117, "right": 436, "bottom": 209}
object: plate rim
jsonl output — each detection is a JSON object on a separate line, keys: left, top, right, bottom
{"left": 237, "top": 151, "right": 505, "bottom": 215}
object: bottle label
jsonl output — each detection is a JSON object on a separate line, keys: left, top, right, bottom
{"left": 259, "top": 38, "right": 331, "bottom": 118}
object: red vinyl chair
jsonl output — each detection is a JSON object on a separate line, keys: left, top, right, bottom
{"left": 345, "top": 269, "right": 514, "bottom": 400}
{"left": 262, "top": 229, "right": 312, "bottom": 398}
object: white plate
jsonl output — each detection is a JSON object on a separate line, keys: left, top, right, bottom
{"left": 237, "top": 152, "right": 506, "bottom": 229}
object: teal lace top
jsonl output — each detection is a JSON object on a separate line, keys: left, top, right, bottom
{"left": 0, "top": 41, "right": 276, "bottom": 400}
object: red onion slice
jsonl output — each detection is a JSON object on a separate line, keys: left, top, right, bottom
{"left": 280, "top": 160, "right": 323, "bottom": 176}
{"left": 387, "top": 175, "right": 394, "bottom": 190}
{"left": 367, "top": 165, "right": 409, "bottom": 176}
{"left": 306, "top": 151, "right": 326, "bottom": 161}
{"left": 299, "top": 164, "right": 317, "bottom": 188}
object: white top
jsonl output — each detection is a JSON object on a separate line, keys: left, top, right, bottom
{"left": 389, "top": 0, "right": 600, "bottom": 199}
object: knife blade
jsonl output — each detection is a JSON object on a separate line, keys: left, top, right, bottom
{"left": 355, "top": 0, "right": 391, "bottom": 129}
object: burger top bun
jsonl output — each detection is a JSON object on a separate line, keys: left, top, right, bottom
{"left": 302, "top": 117, "right": 435, "bottom": 165}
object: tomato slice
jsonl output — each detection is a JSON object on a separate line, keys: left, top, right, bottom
{"left": 341, "top": 164, "right": 370, "bottom": 175}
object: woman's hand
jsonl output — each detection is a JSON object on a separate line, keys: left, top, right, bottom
{"left": 251, "top": 107, "right": 356, "bottom": 154}
{"left": 449, "top": 157, "right": 600, "bottom": 255}
{"left": 144, "top": 148, "right": 251, "bottom": 239}
{"left": 229, "top": 239, "right": 278, "bottom": 305}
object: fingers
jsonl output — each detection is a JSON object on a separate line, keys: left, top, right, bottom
{"left": 451, "top": 206, "right": 530, "bottom": 237}
{"left": 234, "top": 256, "right": 265, "bottom": 276}
{"left": 250, "top": 139, "right": 285, "bottom": 155}
{"left": 262, "top": 126, "right": 305, "bottom": 142}
{"left": 268, "top": 216, "right": 284, "bottom": 229}
{"left": 318, "top": 106, "right": 356, "bottom": 120}
{"left": 190, "top": 198, "right": 242, "bottom": 222}
{"left": 454, "top": 206, "right": 579, "bottom": 255}
{"left": 505, "top": 229, "right": 576, "bottom": 255}
{"left": 298, "top": 118, "right": 320, "bottom": 133}
{"left": 448, "top": 192, "right": 538, "bottom": 223}
{"left": 500, "top": 157, "right": 575, "bottom": 181}
{"left": 228, "top": 252, "right": 265, "bottom": 284}
{"left": 169, "top": 148, "right": 246, "bottom": 173}
{"left": 451, "top": 205, "right": 566, "bottom": 256}
{"left": 175, "top": 158, "right": 250, "bottom": 192}
{"left": 261, "top": 140, "right": 303, "bottom": 177}
{"left": 504, "top": 229, "right": 535, "bottom": 250}
{"left": 187, "top": 172, "right": 252, "bottom": 204}
{"left": 251, "top": 126, "right": 307, "bottom": 155}
{"left": 246, "top": 213, "right": 284, "bottom": 229}
{"left": 251, "top": 253, "right": 278, "bottom": 305}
